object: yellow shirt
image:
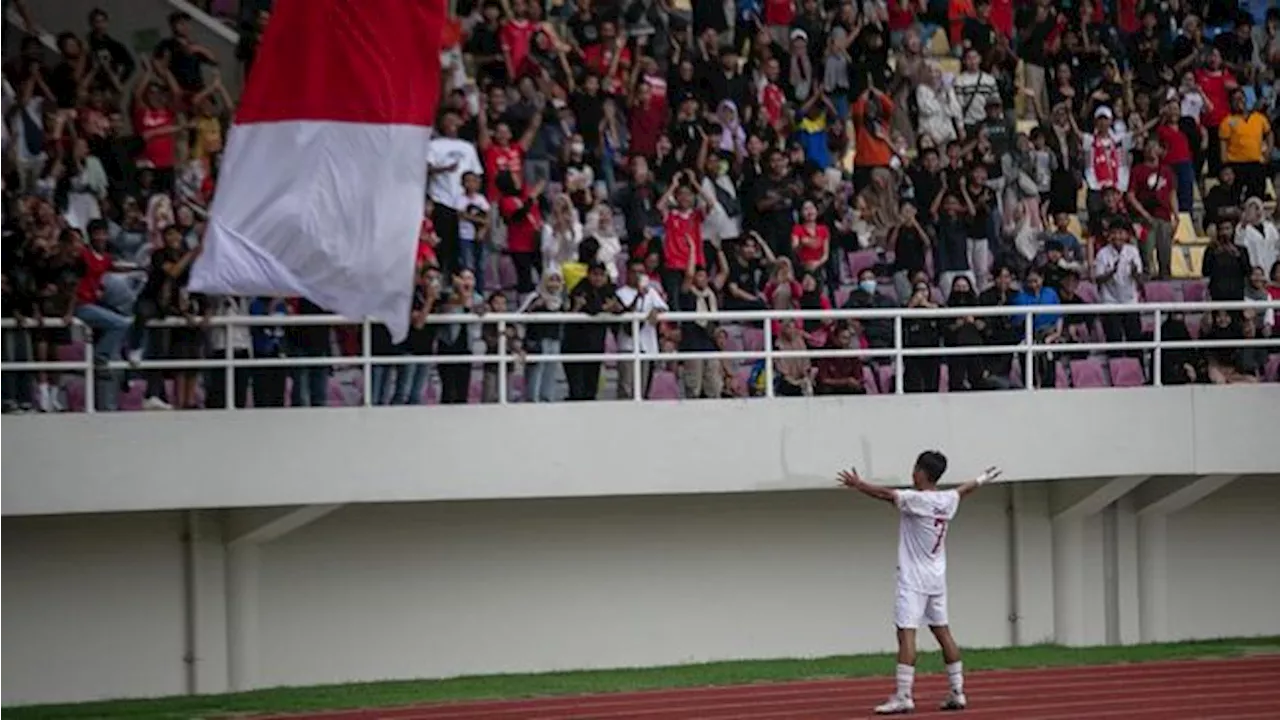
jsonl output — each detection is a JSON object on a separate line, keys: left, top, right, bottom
{"left": 1219, "top": 112, "right": 1271, "bottom": 164}
{"left": 561, "top": 261, "right": 588, "bottom": 293}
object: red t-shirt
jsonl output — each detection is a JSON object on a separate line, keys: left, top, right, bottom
{"left": 628, "top": 101, "right": 665, "bottom": 158}
{"left": 499, "top": 19, "right": 537, "bottom": 76}
{"left": 134, "top": 106, "right": 177, "bottom": 169}
{"left": 499, "top": 193, "right": 541, "bottom": 253}
{"left": 1195, "top": 69, "right": 1235, "bottom": 129}
{"left": 75, "top": 246, "right": 113, "bottom": 306}
{"left": 1130, "top": 163, "right": 1176, "bottom": 221}
{"left": 582, "top": 44, "right": 632, "bottom": 90}
{"left": 483, "top": 144, "right": 524, "bottom": 199}
{"left": 759, "top": 82, "right": 786, "bottom": 128}
{"left": 764, "top": 0, "right": 795, "bottom": 26}
{"left": 791, "top": 223, "right": 830, "bottom": 268}
{"left": 1155, "top": 123, "right": 1192, "bottom": 165}
{"left": 887, "top": 0, "right": 915, "bottom": 32}
{"left": 662, "top": 208, "right": 706, "bottom": 270}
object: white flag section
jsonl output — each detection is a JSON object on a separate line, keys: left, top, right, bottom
{"left": 188, "top": 0, "right": 444, "bottom": 343}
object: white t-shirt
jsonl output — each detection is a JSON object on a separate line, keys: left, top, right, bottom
{"left": 614, "top": 284, "right": 668, "bottom": 354}
{"left": 1093, "top": 242, "right": 1143, "bottom": 304}
{"left": 893, "top": 489, "right": 961, "bottom": 595}
{"left": 458, "top": 192, "right": 490, "bottom": 242}
{"left": 427, "top": 137, "right": 482, "bottom": 210}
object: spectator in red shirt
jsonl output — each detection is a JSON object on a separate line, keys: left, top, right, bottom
{"left": 496, "top": 171, "right": 545, "bottom": 294}
{"left": 1155, "top": 99, "right": 1196, "bottom": 213}
{"left": 70, "top": 225, "right": 142, "bottom": 410}
{"left": 582, "top": 20, "right": 631, "bottom": 93}
{"left": 1127, "top": 139, "right": 1176, "bottom": 279}
{"left": 499, "top": 0, "right": 539, "bottom": 79}
{"left": 478, "top": 93, "right": 542, "bottom": 199}
{"left": 131, "top": 58, "right": 182, "bottom": 191}
{"left": 1194, "top": 48, "right": 1237, "bottom": 176}
{"left": 658, "top": 169, "right": 714, "bottom": 304}
{"left": 791, "top": 198, "right": 832, "bottom": 285}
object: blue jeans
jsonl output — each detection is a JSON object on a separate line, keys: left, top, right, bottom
{"left": 2, "top": 328, "right": 33, "bottom": 407}
{"left": 290, "top": 348, "right": 329, "bottom": 407}
{"left": 525, "top": 337, "right": 562, "bottom": 402}
{"left": 459, "top": 238, "right": 486, "bottom": 294}
{"left": 1172, "top": 161, "right": 1195, "bottom": 216}
{"left": 75, "top": 303, "right": 132, "bottom": 363}
{"left": 393, "top": 362, "right": 430, "bottom": 404}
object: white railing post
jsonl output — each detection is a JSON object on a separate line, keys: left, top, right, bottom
{"left": 497, "top": 319, "right": 508, "bottom": 405}
{"left": 83, "top": 321, "right": 95, "bottom": 413}
{"left": 631, "top": 316, "right": 643, "bottom": 401}
{"left": 224, "top": 318, "right": 236, "bottom": 411}
{"left": 1023, "top": 311, "right": 1035, "bottom": 390}
{"left": 361, "top": 319, "right": 373, "bottom": 407}
{"left": 763, "top": 320, "right": 775, "bottom": 398}
{"left": 1152, "top": 309, "right": 1162, "bottom": 387}
{"left": 893, "top": 316, "right": 904, "bottom": 395}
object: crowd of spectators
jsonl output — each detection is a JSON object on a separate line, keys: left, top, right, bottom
{"left": 3, "top": 0, "right": 1280, "bottom": 412}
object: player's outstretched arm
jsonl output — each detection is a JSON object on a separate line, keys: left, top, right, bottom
{"left": 836, "top": 467, "right": 896, "bottom": 504}
{"left": 956, "top": 466, "right": 1003, "bottom": 499}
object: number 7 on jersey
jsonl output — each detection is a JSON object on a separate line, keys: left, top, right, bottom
{"left": 931, "top": 517, "right": 948, "bottom": 555}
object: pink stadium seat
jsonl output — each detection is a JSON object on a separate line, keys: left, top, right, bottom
{"left": 732, "top": 366, "right": 751, "bottom": 396}
{"left": 119, "top": 380, "right": 145, "bottom": 411}
{"left": 1182, "top": 281, "right": 1207, "bottom": 303}
{"left": 1108, "top": 357, "right": 1145, "bottom": 387}
{"left": 56, "top": 341, "right": 87, "bottom": 362}
{"left": 483, "top": 258, "right": 501, "bottom": 291}
{"left": 834, "top": 286, "right": 853, "bottom": 308}
{"left": 468, "top": 375, "right": 483, "bottom": 403}
{"left": 1055, "top": 361, "right": 1070, "bottom": 388}
{"left": 877, "top": 364, "right": 895, "bottom": 394}
{"left": 326, "top": 378, "right": 347, "bottom": 406}
{"left": 1142, "top": 281, "right": 1178, "bottom": 303}
{"left": 648, "top": 370, "right": 681, "bottom": 400}
{"left": 1264, "top": 354, "right": 1280, "bottom": 383}
{"left": 938, "top": 362, "right": 948, "bottom": 392}
{"left": 722, "top": 332, "right": 744, "bottom": 353}
{"left": 847, "top": 249, "right": 879, "bottom": 279}
{"left": 1076, "top": 281, "right": 1099, "bottom": 304}
{"left": 498, "top": 255, "right": 518, "bottom": 290}
{"left": 862, "top": 365, "right": 879, "bottom": 394}
{"left": 64, "top": 378, "right": 85, "bottom": 412}
{"left": 1069, "top": 358, "right": 1109, "bottom": 388}
{"left": 742, "top": 327, "right": 765, "bottom": 352}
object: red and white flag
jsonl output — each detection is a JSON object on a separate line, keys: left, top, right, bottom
{"left": 189, "top": 0, "right": 443, "bottom": 342}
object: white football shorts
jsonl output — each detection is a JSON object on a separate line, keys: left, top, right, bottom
{"left": 895, "top": 585, "right": 949, "bottom": 629}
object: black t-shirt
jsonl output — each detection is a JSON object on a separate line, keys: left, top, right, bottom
{"left": 567, "top": 11, "right": 600, "bottom": 50}
{"left": 753, "top": 175, "right": 800, "bottom": 250}
{"left": 966, "top": 184, "right": 996, "bottom": 239}
{"left": 569, "top": 91, "right": 605, "bottom": 147}
{"left": 48, "top": 61, "right": 80, "bottom": 109}
{"left": 963, "top": 18, "right": 997, "bottom": 58}
{"left": 894, "top": 226, "right": 928, "bottom": 275}
{"left": 727, "top": 255, "right": 765, "bottom": 297}
{"left": 908, "top": 168, "right": 943, "bottom": 215}
{"left": 153, "top": 38, "right": 207, "bottom": 92}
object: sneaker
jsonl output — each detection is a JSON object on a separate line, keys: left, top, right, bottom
{"left": 940, "top": 690, "right": 967, "bottom": 711}
{"left": 36, "top": 384, "right": 53, "bottom": 413}
{"left": 127, "top": 349, "right": 143, "bottom": 368}
{"left": 874, "top": 695, "right": 915, "bottom": 715}
{"left": 143, "top": 396, "right": 173, "bottom": 410}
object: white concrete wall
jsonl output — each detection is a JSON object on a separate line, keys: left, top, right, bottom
{"left": 5, "top": 478, "right": 1280, "bottom": 707}
{"left": 5, "top": 386, "right": 1278, "bottom": 517}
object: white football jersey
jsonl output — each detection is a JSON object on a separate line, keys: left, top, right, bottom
{"left": 894, "top": 489, "right": 961, "bottom": 595}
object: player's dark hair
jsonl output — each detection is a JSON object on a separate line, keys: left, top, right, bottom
{"left": 915, "top": 451, "right": 948, "bottom": 484}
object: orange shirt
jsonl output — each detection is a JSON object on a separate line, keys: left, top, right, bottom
{"left": 851, "top": 94, "right": 896, "bottom": 168}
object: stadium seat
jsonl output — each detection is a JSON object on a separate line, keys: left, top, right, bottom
{"left": 835, "top": 286, "right": 853, "bottom": 308}
{"left": 1265, "top": 354, "right": 1280, "bottom": 383}
{"left": 937, "top": 362, "right": 948, "bottom": 392}
{"left": 1171, "top": 245, "right": 1205, "bottom": 279}
{"left": 1181, "top": 281, "right": 1208, "bottom": 303}
{"left": 847, "top": 249, "right": 879, "bottom": 280}
{"left": 648, "top": 370, "right": 681, "bottom": 400}
{"left": 1069, "top": 358, "right": 1109, "bottom": 388}
{"left": 877, "top": 364, "right": 895, "bottom": 394}
{"left": 742, "top": 327, "right": 765, "bottom": 352}
{"left": 862, "top": 365, "right": 879, "bottom": 394}
{"left": 1173, "top": 213, "right": 1197, "bottom": 245}
{"left": 56, "top": 341, "right": 86, "bottom": 362}
{"left": 1143, "top": 281, "right": 1179, "bottom": 303}
{"left": 1108, "top": 357, "right": 1145, "bottom": 387}
{"left": 930, "top": 34, "right": 952, "bottom": 59}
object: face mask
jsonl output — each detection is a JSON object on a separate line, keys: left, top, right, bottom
{"left": 859, "top": 280, "right": 878, "bottom": 294}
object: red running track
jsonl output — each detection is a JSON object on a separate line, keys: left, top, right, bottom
{"left": 262, "top": 654, "right": 1280, "bottom": 720}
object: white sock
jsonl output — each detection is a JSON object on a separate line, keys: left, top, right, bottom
{"left": 947, "top": 661, "right": 964, "bottom": 693}
{"left": 895, "top": 663, "right": 915, "bottom": 699}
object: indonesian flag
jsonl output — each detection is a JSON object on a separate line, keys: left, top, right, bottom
{"left": 189, "top": 0, "right": 443, "bottom": 342}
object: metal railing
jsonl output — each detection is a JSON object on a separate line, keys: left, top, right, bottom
{"left": 2, "top": 300, "right": 1277, "bottom": 412}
